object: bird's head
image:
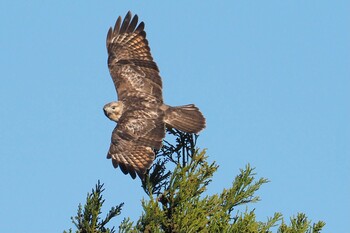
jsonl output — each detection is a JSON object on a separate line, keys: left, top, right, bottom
{"left": 103, "top": 101, "right": 124, "bottom": 122}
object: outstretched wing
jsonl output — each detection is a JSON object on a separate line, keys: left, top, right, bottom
{"left": 107, "top": 105, "right": 165, "bottom": 179}
{"left": 106, "top": 11, "right": 163, "bottom": 101}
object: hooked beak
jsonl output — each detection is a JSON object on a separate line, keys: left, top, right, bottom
{"left": 103, "top": 107, "right": 109, "bottom": 117}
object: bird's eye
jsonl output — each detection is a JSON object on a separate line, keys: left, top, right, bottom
{"left": 112, "top": 106, "right": 116, "bottom": 110}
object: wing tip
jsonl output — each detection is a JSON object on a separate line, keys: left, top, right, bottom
{"left": 126, "top": 10, "right": 132, "bottom": 19}
{"left": 106, "top": 11, "right": 148, "bottom": 51}
{"left": 136, "top": 21, "right": 145, "bottom": 32}
{"left": 112, "top": 11, "right": 144, "bottom": 35}
{"left": 118, "top": 162, "right": 137, "bottom": 179}
{"left": 113, "top": 16, "right": 122, "bottom": 34}
{"left": 106, "top": 27, "right": 113, "bottom": 48}
{"left": 109, "top": 156, "right": 145, "bottom": 180}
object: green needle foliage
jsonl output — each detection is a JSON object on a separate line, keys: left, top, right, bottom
{"left": 64, "top": 181, "right": 123, "bottom": 233}
{"left": 65, "top": 129, "right": 325, "bottom": 232}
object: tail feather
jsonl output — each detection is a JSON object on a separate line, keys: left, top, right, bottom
{"left": 164, "top": 104, "right": 206, "bottom": 134}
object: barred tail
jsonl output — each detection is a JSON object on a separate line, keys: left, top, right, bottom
{"left": 164, "top": 104, "right": 206, "bottom": 134}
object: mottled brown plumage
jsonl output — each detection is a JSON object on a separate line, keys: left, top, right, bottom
{"left": 104, "top": 11, "right": 206, "bottom": 179}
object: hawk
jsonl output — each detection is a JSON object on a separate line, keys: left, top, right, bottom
{"left": 103, "top": 11, "right": 206, "bottom": 179}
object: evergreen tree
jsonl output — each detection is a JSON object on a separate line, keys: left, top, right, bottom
{"left": 64, "top": 181, "right": 123, "bottom": 233}
{"left": 65, "top": 129, "right": 325, "bottom": 233}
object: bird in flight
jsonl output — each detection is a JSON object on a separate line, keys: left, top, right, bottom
{"left": 104, "top": 11, "right": 206, "bottom": 179}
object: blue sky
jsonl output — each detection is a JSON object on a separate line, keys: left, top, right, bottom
{"left": 0, "top": 1, "right": 349, "bottom": 232}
